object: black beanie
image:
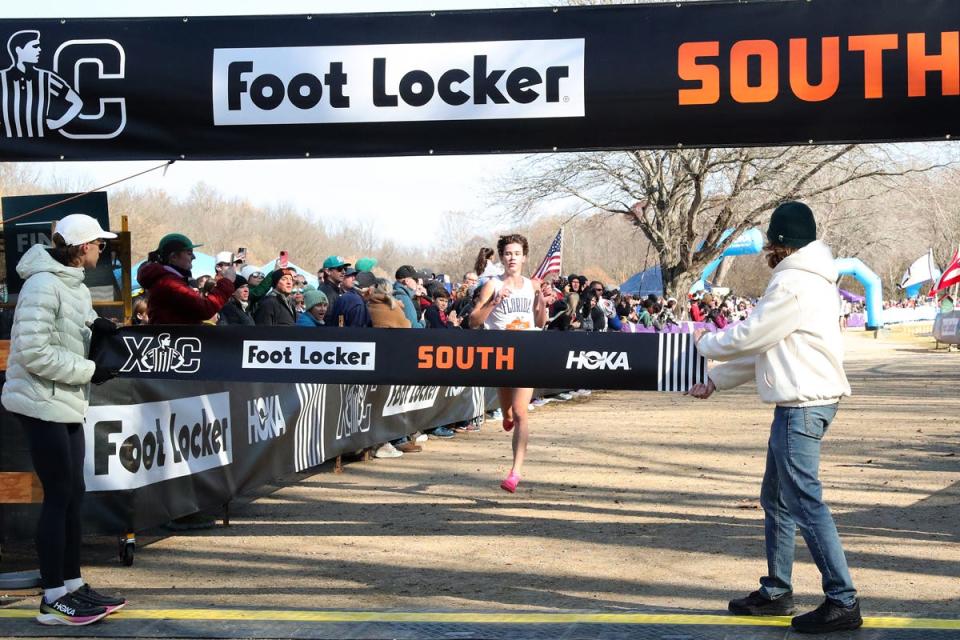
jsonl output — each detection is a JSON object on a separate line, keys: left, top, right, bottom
{"left": 271, "top": 269, "right": 293, "bottom": 288}
{"left": 767, "top": 201, "right": 817, "bottom": 249}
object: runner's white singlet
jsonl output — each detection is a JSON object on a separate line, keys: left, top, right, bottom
{"left": 484, "top": 276, "right": 537, "bottom": 331}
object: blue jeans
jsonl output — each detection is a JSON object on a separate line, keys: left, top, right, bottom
{"left": 759, "top": 404, "right": 857, "bottom": 606}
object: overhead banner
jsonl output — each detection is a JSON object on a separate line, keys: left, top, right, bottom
{"left": 91, "top": 326, "right": 707, "bottom": 393}
{"left": 1, "top": 0, "right": 958, "bottom": 161}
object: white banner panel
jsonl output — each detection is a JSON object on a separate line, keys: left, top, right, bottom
{"left": 242, "top": 341, "right": 377, "bottom": 370}
{"left": 213, "top": 39, "right": 585, "bottom": 125}
{"left": 84, "top": 392, "right": 233, "bottom": 491}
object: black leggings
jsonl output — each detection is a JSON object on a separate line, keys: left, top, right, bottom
{"left": 17, "top": 413, "right": 85, "bottom": 589}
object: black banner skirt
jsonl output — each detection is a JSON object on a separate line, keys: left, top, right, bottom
{"left": 1, "top": 377, "right": 494, "bottom": 536}
{"left": 0, "top": 0, "right": 958, "bottom": 161}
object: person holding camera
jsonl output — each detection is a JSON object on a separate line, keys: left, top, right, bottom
{"left": 1, "top": 214, "right": 126, "bottom": 626}
{"left": 137, "top": 233, "right": 235, "bottom": 325}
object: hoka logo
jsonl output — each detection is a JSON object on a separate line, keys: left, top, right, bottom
{"left": 53, "top": 601, "right": 76, "bottom": 615}
{"left": 565, "top": 350, "right": 631, "bottom": 371}
{"left": 247, "top": 395, "right": 286, "bottom": 445}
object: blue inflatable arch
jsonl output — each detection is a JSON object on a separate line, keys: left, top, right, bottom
{"left": 834, "top": 258, "right": 883, "bottom": 329}
{"left": 700, "top": 228, "right": 766, "bottom": 282}
{"left": 622, "top": 229, "right": 884, "bottom": 329}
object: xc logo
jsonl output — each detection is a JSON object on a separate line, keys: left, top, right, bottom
{"left": 120, "top": 334, "right": 201, "bottom": 374}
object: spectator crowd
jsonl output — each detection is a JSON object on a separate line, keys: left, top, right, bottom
{"left": 133, "top": 236, "right": 758, "bottom": 333}
{"left": 132, "top": 235, "right": 761, "bottom": 457}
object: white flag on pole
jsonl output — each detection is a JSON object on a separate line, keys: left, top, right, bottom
{"left": 899, "top": 249, "right": 940, "bottom": 289}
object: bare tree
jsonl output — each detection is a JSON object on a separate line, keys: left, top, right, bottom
{"left": 496, "top": 146, "right": 948, "bottom": 300}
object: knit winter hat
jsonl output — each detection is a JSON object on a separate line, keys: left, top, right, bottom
{"left": 767, "top": 201, "right": 817, "bottom": 249}
{"left": 271, "top": 268, "right": 295, "bottom": 288}
{"left": 304, "top": 289, "right": 328, "bottom": 310}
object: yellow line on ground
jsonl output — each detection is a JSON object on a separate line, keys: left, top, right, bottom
{"left": 0, "top": 608, "right": 957, "bottom": 629}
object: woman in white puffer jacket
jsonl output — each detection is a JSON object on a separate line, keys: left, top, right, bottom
{"left": 1, "top": 214, "right": 126, "bottom": 626}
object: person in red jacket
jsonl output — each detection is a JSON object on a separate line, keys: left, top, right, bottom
{"left": 689, "top": 293, "right": 706, "bottom": 322}
{"left": 136, "top": 233, "right": 235, "bottom": 325}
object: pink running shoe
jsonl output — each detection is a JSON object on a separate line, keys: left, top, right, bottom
{"left": 502, "top": 419, "right": 514, "bottom": 432}
{"left": 501, "top": 472, "right": 521, "bottom": 493}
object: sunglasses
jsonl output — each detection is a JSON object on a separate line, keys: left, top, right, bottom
{"left": 93, "top": 241, "right": 107, "bottom": 251}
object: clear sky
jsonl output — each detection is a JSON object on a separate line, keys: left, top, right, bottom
{"left": 5, "top": 0, "right": 549, "bottom": 247}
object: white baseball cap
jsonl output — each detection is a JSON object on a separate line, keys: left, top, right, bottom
{"left": 215, "top": 251, "right": 235, "bottom": 265}
{"left": 54, "top": 214, "right": 117, "bottom": 246}
{"left": 240, "top": 265, "right": 263, "bottom": 280}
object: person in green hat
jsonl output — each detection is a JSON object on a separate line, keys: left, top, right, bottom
{"left": 355, "top": 257, "right": 378, "bottom": 273}
{"left": 296, "top": 289, "right": 329, "bottom": 327}
{"left": 137, "top": 233, "right": 235, "bottom": 324}
{"left": 689, "top": 201, "right": 861, "bottom": 634}
{"left": 318, "top": 255, "right": 351, "bottom": 324}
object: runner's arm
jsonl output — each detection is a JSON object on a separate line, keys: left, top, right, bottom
{"left": 468, "top": 280, "right": 498, "bottom": 329}
{"left": 248, "top": 270, "right": 275, "bottom": 303}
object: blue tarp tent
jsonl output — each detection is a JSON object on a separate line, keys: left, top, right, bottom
{"left": 121, "top": 254, "right": 321, "bottom": 294}
{"left": 620, "top": 265, "right": 665, "bottom": 296}
{"left": 620, "top": 229, "right": 765, "bottom": 296}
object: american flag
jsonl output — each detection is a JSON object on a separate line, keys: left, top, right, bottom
{"left": 930, "top": 249, "right": 960, "bottom": 296}
{"left": 532, "top": 229, "right": 563, "bottom": 280}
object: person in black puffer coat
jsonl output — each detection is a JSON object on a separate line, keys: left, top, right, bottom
{"left": 218, "top": 276, "right": 255, "bottom": 326}
{"left": 254, "top": 269, "right": 298, "bottom": 326}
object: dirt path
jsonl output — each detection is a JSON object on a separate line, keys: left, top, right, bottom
{"left": 78, "top": 332, "right": 960, "bottom": 615}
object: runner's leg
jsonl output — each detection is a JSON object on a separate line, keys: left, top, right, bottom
{"left": 497, "top": 388, "right": 514, "bottom": 430}
{"left": 510, "top": 387, "right": 535, "bottom": 476}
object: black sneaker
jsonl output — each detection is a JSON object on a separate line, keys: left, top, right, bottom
{"left": 36, "top": 593, "right": 107, "bottom": 626}
{"left": 72, "top": 584, "right": 127, "bottom": 614}
{"left": 728, "top": 590, "right": 796, "bottom": 616}
{"left": 792, "top": 598, "right": 863, "bottom": 634}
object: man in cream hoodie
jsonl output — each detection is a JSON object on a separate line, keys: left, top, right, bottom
{"left": 689, "top": 202, "right": 861, "bottom": 634}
